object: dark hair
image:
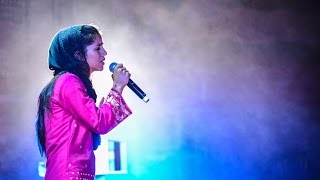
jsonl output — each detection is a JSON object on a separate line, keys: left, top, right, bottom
{"left": 36, "top": 25, "right": 100, "bottom": 157}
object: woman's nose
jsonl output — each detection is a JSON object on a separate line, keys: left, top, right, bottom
{"left": 102, "top": 48, "right": 107, "bottom": 56}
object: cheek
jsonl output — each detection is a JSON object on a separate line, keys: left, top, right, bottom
{"left": 86, "top": 52, "right": 97, "bottom": 62}
{"left": 86, "top": 54, "right": 94, "bottom": 66}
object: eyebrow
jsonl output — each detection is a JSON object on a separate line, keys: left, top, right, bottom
{"left": 96, "top": 43, "right": 103, "bottom": 47}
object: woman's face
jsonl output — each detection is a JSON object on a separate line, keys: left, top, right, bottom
{"left": 85, "top": 34, "right": 107, "bottom": 74}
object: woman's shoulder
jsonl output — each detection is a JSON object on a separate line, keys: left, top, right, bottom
{"left": 54, "top": 73, "right": 84, "bottom": 90}
{"left": 51, "top": 73, "right": 86, "bottom": 106}
{"left": 57, "top": 72, "right": 81, "bottom": 83}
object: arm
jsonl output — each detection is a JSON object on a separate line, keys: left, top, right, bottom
{"left": 60, "top": 74, "right": 132, "bottom": 134}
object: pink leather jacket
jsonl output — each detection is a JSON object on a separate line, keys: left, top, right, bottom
{"left": 44, "top": 73, "right": 132, "bottom": 180}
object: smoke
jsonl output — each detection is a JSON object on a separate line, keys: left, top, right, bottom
{"left": 1, "top": 0, "right": 319, "bottom": 179}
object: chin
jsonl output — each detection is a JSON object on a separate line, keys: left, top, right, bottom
{"left": 90, "top": 68, "right": 103, "bottom": 73}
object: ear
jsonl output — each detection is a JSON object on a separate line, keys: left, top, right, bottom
{"left": 74, "top": 51, "right": 86, "bottom": 61}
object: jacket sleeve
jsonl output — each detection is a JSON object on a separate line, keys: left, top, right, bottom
{"left": 60, "top": 74, "right": 132, "bottom": 134}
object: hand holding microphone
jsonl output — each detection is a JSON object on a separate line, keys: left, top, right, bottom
{"left": 111, "top": 63, "right": 131, "bottom": 94}
{"left": 110, "top": 62, "right": 149, "bottom": 103}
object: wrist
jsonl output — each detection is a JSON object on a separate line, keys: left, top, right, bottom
{"left": 112, "top": 83, "right": 124, "bottom": 94}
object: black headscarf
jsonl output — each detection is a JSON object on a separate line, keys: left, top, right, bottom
{"left": 49, "top": 25, "right": 90, "bottom": 75}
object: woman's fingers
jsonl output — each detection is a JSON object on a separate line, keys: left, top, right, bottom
{"left": 115, "top": 63, "right": 130, "bottom": 74}
{"left": 113, "top": 63, "right": 130, "bottom": 84}
{"left": 115, "top": 63, "right": 123, "bottom": 70}
{"left": 99, "top": 97, "right": 105, "bottom": 107}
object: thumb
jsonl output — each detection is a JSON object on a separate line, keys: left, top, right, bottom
{"left": 99, "top": 97, "right": 105, "bottom": 107}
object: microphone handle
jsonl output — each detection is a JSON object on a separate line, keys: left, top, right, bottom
{"left": 127, "top": 79, "right": 146, "bottom": 99}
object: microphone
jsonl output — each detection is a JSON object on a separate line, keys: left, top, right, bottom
{"left": 109, "top": 62, "right": 150, "bottom": 103}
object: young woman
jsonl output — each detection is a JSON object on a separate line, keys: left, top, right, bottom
{"left": 36, "top": 24, "right": 132, "bottom": 180}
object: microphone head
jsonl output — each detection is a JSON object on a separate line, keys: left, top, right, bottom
{"left": 109, "top": 62, "right": 118, "bottom": 73}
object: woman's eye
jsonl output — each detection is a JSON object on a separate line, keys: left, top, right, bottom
{"left": 95, "top": 48, "right": 100, "bottom": 51}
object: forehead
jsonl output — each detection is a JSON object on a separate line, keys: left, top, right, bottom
{"left": 92, "top": 34, "right": 103, "bottom": 44}
{"left": 85, "top": 34, "right": 103, "bottom": 51}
